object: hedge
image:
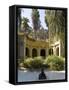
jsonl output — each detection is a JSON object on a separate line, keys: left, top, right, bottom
{"left": 19, "top": 55, "right": 65, "bottom": 71}
{"left": 44, "top": 55, "right": 65, "bottom": 71}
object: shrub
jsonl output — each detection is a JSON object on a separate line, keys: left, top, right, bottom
{"left": 20, "top": 56, "right": 65, "bottom": 71}
{"left": 23, "top": 58, "right": 33, "bottom": 68}
{"left": 23, "top": 56, "right": 44, "bottom": 69}
{"left": 42, "top": 62, "right": 50, "bottom": 69}
{"left": 18, "top": 59, "right": 24, "bottom": 67}
{"left": 30, "top": 56, "right": 43, "bottom": 69}
{"left": 45, "top": 55, "right": 65, "bottom": 71}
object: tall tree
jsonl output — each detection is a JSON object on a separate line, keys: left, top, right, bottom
{"left": 45, "top": 10, "right": 66, "bottom": 57}
{"left": 45, "top": 10, "right": 65, "bottom": 42}
{"left": 22, "top": 17, "right": 33, "bottom": 35}
{"left": 22, "top": 17, "right": 29, "bottom": 33}
{"left": 31, "top": 9, "right": 41, "bottom": 39}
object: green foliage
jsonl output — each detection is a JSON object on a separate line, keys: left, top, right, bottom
{"left": 18, "top": 59, "right": 24, "bottom": 67}
{"left": 31, "top": 9, "right": 41, "bottom": 39}
{"left": 22, "top": 17, "right": 29, "bottom": 32}
{"left": 30, "top": 56, "right": 43, "bottom": 69}
{"left": 45, "top": 10, "right": 65, "bottom": 54}
{"left": 23, "top": 56, "right": 44, "bottom": 69}
{"left": 22, "top": 56, "right": 49, "bottom": 69}
{"left": 32, "top": 9, "right": 41, "bottom": 30}
{"left": 45, "top": 55, "right": 65, "bottom": 71}
{"left": 23, "top": 58, "right": 33, "bottom": 68}
{"left": 19, "top": 56, "right": 65, "bottom": 71}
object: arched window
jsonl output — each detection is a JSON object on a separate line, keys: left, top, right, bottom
{"left": 40, "top": 49, "right": 46, "bottom": 57}
{"left": 32, "top": 48, "right": 37, "bottom": 57}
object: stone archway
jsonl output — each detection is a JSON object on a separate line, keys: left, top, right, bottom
{"left": 49, "top": 48, "right": 53, "bottom": 55}
{"left": 32, "top": 48, "right": 37, "bottom": 57}
{"left": 56, "top": 47, "right": 59, "bottom": 56}
{"left": 40, "top": 49, "right": 46, "bottom": 57}
{"left": 25, "top": 47, "right": 29, "bottom": 57}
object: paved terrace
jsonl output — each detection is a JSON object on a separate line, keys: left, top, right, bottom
{"left": 18, "top": 70, "right": 65, "bottom": 82}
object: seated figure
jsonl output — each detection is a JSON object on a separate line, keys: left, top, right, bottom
{"left": 39, "top": 68, "right": 47, "bottom": 80}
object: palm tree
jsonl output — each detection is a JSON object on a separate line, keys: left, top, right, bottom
{"left": 45, "top": 10, "right": 65, "bottom": 42}
{"left": 22, "top": 17, "right": 33, "bottom": 35}
{"left": 45, "top": 10, "right": 66, "bottom": 57}
{"left": 22, "top": 17, "right": 29, "bottom": 32}
{"left": 31, "top": 9, "right": 41, "bottom": 39}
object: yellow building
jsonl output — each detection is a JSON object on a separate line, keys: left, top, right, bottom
{"left": 18, "top": 32, "right": 61, "bottom": 60}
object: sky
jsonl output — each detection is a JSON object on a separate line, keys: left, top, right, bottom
{"left": 21, "top": 8, "right": 48, "bottom": 30}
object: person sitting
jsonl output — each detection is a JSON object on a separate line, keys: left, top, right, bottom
{"left": 39, "top": 68, "right": 47, "bottom": 80}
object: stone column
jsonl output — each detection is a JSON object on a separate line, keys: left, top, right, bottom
{"left": 19, "top": 36, "right": 25, "bottom": 60}
{"left": 59, "top": 45, "right": 60, "bottom": 57}
{"left": 53, "top": 46, "right": 56, "bottom": 55}
{"left": 46, "top": 48, "right": 48, "bottom": 57}
{"left": 59, "top": 40, "right": 61, "bottom": 57}
{"left": 37, "top": 48, "right": 40, "bottom": 56}
{"left": 29, "top": 48, "right": 32, "bottom": 58}
{"left": 23, "top": 35, "right": 26, "bottom": 60}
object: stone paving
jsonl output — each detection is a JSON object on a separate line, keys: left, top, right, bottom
{"left": 18, "top": 70, "right": 65, "bottom": 82}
